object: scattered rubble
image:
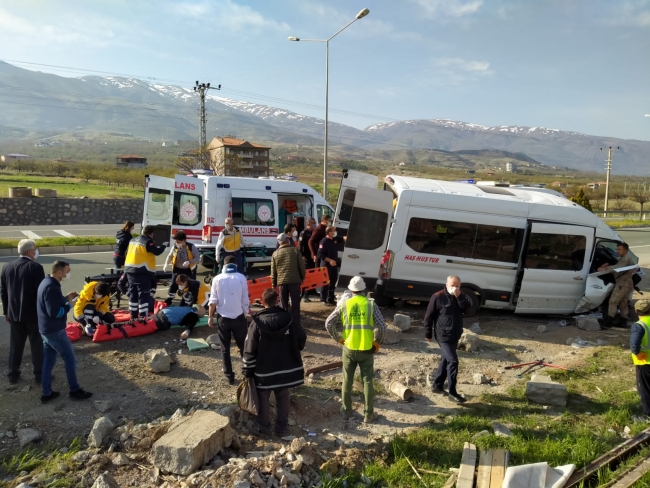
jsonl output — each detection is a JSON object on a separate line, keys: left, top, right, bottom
{"left": 525, "top": 374, "right": 568, "bottom": 407}
{"left": 87, "top": 417, "right": 115, "bottom": 448}
{"left": 576, "top": 317, "right": 601, "bottom": 331}
{"left": 91, "top": 472, "right": 119, "bottom": 488}
{"left": 472, "top": 373, "right": 489, "bottom": 385}
{"left": 17, "top": 428, "right": 41, "bottom": 447}
{"left": 143, "top": 348, "right": 174, "bottom": 373}
{"left": 537, "top": 325, "right": 547, "bottom": 333}
{"left": 458, "top": 330, "right": 480, "bottom": 351}
{"left": 393, "top": 313, "right": 412, "bottom": 331}
{"left": 469, "top": 322, "right": 483, "bottom": 334}
{"left": 492, "top": 422, "right": 512, "bottom": 438}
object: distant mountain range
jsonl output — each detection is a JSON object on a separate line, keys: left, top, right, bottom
{"left": 0, "top": 61, "right": 648, "bottom": 174}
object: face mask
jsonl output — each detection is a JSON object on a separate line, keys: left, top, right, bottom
{"left": 446, "top": 286, "right": 458, "bottom": 295}
{"left": 63, "top": 272, "right": 71, "bottom": 281}
{"left": 33, "top": 249, "right": 39, "bottom": 260}
{"left": 226, "top": 225, "right": 233, "bottom": 231}
{"left": 175, "top": 242, "right": 183, "bottom": 248}
{"left": 292, "top": 230, "right": 298, "bottom": 237}
{"left": 333, "top": 232, "right": 337, "bottom": 238}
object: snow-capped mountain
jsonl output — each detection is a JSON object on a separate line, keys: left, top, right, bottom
{"left": 1, "top": 61, "right": 649, "bottom": 173}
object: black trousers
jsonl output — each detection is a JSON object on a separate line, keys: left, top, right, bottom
{"left": 637, "top": 365, "right": 650, "bottom": 415}
{"left": 320, "top": 264, "right": 338, "bottom": 302}
{"left": 218, "top": 314, "right": 248, "bottom": 377}
{"left": 434, "top": 341, "right": 459, "bottom": 396}
{"left": 279, "top": 283, "right": 301, "bottom": 327}
{"left": 127, "top": 273, "right": 151, "bottom": 319}
{"left": 167, "top": 266, "right": 196, "bottom": 300}
{"left": 7, "top": 320, "right": 44, "bottom": 381}
{"left": 257, "top": 387, "right": 290, "bottom": 434}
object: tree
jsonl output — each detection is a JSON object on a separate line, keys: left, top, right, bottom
{"left": 569, "top": 187, "right": 592, "bottom": 212}
{"left": 629, "top": 190, "right": 650, "bottom": 220}
{"left": 609, "top": 193, "right": 633, "bottom": 211}
{"left": 175, "top": 145, "right": 210, "bottom": 174}
{"left": 78, "top": 163, "right": 96, "bottom": 183}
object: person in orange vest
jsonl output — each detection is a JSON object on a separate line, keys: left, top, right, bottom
{"left": 630, "top": 300, "right": 650, "bottom": 416}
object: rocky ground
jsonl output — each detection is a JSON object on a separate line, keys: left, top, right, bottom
{"left": 0, "top": 294, "right": 637, "bottom": 487}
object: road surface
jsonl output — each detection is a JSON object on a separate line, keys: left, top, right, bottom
{"left": 0, "top": 224, "right": 141, "bottom": 240}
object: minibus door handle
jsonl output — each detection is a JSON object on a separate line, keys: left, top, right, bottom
{"left": 347, "top": 254, "right": 360, "bottom": 259}
{"left": 573, "top": 276, "right": 584, "bottom": 281}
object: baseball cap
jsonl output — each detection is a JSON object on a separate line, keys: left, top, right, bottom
{"left": 348, "top": 276, "right": 366, "bottom": 292}
{"left": 635, "top": 299, "right": 650, "bottom": 315}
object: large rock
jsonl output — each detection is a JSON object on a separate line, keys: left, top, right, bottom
{"left": 576, "top": 317, "right": 601, "bottom": 331}
{"left": 87, "top": 417, "right": 115, "bottom": 448}
{"left": 17, "top": 428, "right": 41, "bottom": 447}
{"left": 91, "top": 472, "right": 119, "bottom": 488}
{"left": 393, "top": 314, "right": 411, "bottom": 331}
{"left": 206, "top": 334, "right": 220, "bottom": 346}
{"left": 151, "top": 410, "right": 234, "bottom": 475}
{"left": 382, "top": 325, "right": 403, "bottom": 344}
{"left": 143, "top": 348, "right": 173, "bottom": 373}
{"left": 458, "top": 330, "right": 480, "bottom": 351}
{"left": 525, "top": 374, "right": 568, "bottom": 407}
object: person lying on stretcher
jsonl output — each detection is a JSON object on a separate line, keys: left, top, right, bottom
{"left": 153, "top": 306, "right": 202, "bottom": 340}
{"left": 73, "top": 281, "right": 115, "bottom": 337}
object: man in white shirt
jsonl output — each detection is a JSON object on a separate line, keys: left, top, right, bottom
{"left": 208, "top": 255, "right": 249, "bottom": 384}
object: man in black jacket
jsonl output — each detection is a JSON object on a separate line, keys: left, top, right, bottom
{"left": 1, "top": 239, "right": 45, "bottom": 384}
{"left": 299, "top": 218, "right": 316, "bottom": 302}
{"left": 424, "top": 275, "right": 471, "bottom": 403}
{"left": 243, "top": 288, "right": 306, "bottom": 437}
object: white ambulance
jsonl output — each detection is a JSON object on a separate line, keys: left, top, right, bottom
{"left": 333, "top": 170, "right": 636, "bottom": 315}
{"left": 142, "top": 173, "right": 334, "bottom": 267}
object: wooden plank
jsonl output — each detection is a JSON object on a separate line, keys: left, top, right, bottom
{"left": 610, "top": 455, "right": 650, "bottom": 488}
{"left": 490, "top": 449, "right": 506, "bottom": 488}
{"left": 565, "top": 427, "right": 650, "bottom": 487}
{"left": 456, "top": 442, "right": 477, "bottom": 488}
{"left": 304, "top": 361, "right": 343, "bottom": 376}
{"left": 442, "top": 472, "right": 458, "bottom": 488}
{"left": 476, "top": 450, "right": 493, "bottom": 488}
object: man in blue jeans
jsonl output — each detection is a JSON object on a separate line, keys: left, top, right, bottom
{"left": 37, "top": 260, "right": 93, "bottom": 403}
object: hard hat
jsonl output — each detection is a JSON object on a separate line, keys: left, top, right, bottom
{"left": 348, "top": 276, "right": 366, "bottom": 292}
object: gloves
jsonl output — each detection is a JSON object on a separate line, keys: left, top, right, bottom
{"left": 371, "top": 341, "right": 381, "bottom": 354}
{"left": 163, "top": 264, "right": 169, "bottom": 272}
{"left": 338, "top": 339, "right": 345, "bottom": 345}
{"left": 182, "top": 261, "right": 190, "bottom": 268}
{"left": 244, "top": 369, "right": 255, "bottom": 378}
{"left": 92, "top": 316, "right": 101, "bottom": 324}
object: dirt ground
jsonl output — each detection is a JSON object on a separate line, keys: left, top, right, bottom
{"left": 0, "top": 288, "right": 635, "bottom": 466}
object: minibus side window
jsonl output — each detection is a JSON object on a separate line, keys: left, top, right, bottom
{"left": 525, "top": 234, "right": 586, "bottom": 271}
{"left": 339, "top": 189, "right": 356, "bottom": 222}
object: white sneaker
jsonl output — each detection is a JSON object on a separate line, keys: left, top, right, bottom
{"left": 84, "top": 325, "right": 95, "bottom": 337}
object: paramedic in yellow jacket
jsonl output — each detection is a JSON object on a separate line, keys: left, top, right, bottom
{"left": 124, "top": 225, "right": 167, "bottom": 319}
{"left": 163, "top": 230, "right": 200, "bottom": 304}
{"left": 216, "top": 218, "right": 246, "bottom": 274}
{"left": 73, "top": 281, "right": 115, "bottom": 337}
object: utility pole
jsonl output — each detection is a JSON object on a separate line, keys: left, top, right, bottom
{"left": 600, "top": 146, "right": 619, "bottom": 215}
{"left": 193, "top": 81, "right": 221, "bottom": 166}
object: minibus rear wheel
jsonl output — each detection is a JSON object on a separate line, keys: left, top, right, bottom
{"left": 461, "top": 287, "right": 481, "bottom": 317}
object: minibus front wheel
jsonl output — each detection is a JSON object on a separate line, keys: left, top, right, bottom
{"left": 461, "top": 287, "right": 481, "bottom": 317}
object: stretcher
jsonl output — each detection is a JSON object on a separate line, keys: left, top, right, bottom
{"left": 247, "top": 267, "right": 330, "bottom": 304}
{"left": 200, "top": 245, "right": 267, "bottom": 283}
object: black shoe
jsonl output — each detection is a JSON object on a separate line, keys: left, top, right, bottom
{"left": 226, "top": 374, "right": 235, "bottom": 385}
{"left": 41, "top": 391, "right": 60, "bottom": 404}
{"left": 325, "top": 300, "right": 336, "bottom": 306}
{"left": 8, "top": 376, "right": 20, "bottom": 385}
{"left": 69, "top": 388, "right": 93, "bottom": 400}
{"left": 598, "top": 317, "right": 613, "bottom": 329}
{"left": 432, "top": 387, "right": 448, "bottom": 395}
{"left": 449, "top": 394, "right": 467, "bottom": 403}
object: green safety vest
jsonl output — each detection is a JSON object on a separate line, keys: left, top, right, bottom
{"left": 341, "top": 295, "right": 375, "bottom": 351}
{"left": 632, "top": 317, "right": 650, "bottom": 366}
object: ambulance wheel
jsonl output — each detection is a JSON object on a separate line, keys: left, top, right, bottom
{"left": 461, "top": 287, "right": 481, "bottom": 316}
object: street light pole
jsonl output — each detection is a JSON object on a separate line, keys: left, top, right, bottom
{"left": 289, "top": 8, "right": 370, "bottom": 200}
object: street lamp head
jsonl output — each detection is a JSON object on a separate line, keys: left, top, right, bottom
{"left": 356, "top": 8, "right": 370, "bottom": 19}
{"left": 288, "top": 36, "right": 300, "bottom": 41}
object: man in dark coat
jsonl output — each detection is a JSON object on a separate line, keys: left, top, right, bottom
{"left": 243, "top": 288, "right": 306, "bottom": 437}
{"left": 1, "top": 239, "right": 45, "bottom": 384}
{"left": 299, "top": 217, "right": 317, "bottom": 302}
{"left": 424, "top": 275, "right": 471, "bottom": 403}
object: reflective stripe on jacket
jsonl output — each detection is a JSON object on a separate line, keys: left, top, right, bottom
{"left": 632, "top": 318, "right": 650, "bottom": 365}
{"left": 341, "top": 295, "right": 374, "bottom": 351}
{"left": 73, "top": 281, "right": 110, "bottom": 318}
{"left": 125, "top": 236, "right": 156, "bottom": 272}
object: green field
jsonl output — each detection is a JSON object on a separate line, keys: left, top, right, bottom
{"left": 0, "top": 174, "right": 143, "bottom": 199}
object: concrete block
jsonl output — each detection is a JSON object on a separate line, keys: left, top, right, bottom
{"left": 393, "top": 313, "right": 411, "bottom": 331}
{"left": 87, "top": 416, "right": 116, "bottom": 447}
{"left": 458, "top": 330, "right": 480, "bottom": 351}
{"left": 525, "top": 374, "right": 567, "bottom": 406}
{"left": 63, "top": 245, "right": 89, "bottom": 253}
{"left": 143, "top": 349, "right": 173, "bottom": 373}
{"left": 39, "top": 246, "right": 65, "bottom": 255}
{"left": 576, "top": 317, "right": 601, "bottom": 331}
{"left": 151, "top": 410, "right": 234, "bottom": 475}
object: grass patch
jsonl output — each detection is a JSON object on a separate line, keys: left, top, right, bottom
{"left": 0, "top": 438, "right": 82, "bottom": 486}
{"left": 0, "top": 236, "right": 115, "bottom": 249}
{"left": 361, "top": 346, "right": 648, "bottom": 487}
{"left": 0, "top": 174, "right": 142, "bottom": 199}
{"left": 607, "top": 219, "right": 650, "bottom": 228}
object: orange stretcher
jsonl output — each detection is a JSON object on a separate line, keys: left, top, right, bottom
{"left": 247, "top": 267, "right": 330, "bottom": 304}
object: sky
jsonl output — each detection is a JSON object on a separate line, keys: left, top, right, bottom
{"left": 0, "top": 0, "right": 649, "bottom": 141}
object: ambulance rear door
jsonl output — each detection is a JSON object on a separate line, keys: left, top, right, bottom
{"left": 143, "top": 175, "right": 174, "bottom": 245}
{"left": 170, "top": 175, "right": 205, "bottom": 246}
{"left": 333, "top": 170, "right": 378, "bottom": 230}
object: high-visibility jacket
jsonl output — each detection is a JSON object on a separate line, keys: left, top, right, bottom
{"left": 436, "top": 224, "right": 448, "bottom": 234}
{"left": 341, "top": 295, "right": 375, "bottom": 351}
{"left": 180, "top": 280, "right": 211, "bottom": 307}
{"left": 171, "top": 243, "right": 196, "bottom": 269}
{"left": 125, "top": 235, "right": 156, "bottom": 272}
{"left": 632, "top": 317, "right": 650, "bottom": 365}
{"left": 73, "top": 281, "right": 110, "bottom": 318}
{"left": 220, "top": 228, "right": 242, "bottom": 252}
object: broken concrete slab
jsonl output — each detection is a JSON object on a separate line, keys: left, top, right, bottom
{"left": 472, "top": 373, "right": 488, "bottom": 385}
{"left": 576, "top": 317, "right": 601, "bottom": 331}
{"left": 393, "top": 314, "right": 411, "bottom": 331}
{"left": 152, "top": 410, "right": 234, "bottom": 475}
{"left": 87, "top": 417, "right": 115, "bottom": 448}
{"left": 143, "top": 348, "right": 173, "bottom": 373}
{"left": 525, "top": 374, "right": 568, "bottom": 407}
{"left": 91, "top": 472, "right": 119, "bottom": 488}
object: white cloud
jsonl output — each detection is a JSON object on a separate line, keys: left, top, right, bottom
{"left": 411, "top": 0, "right": 483, "bottom": 19}
{"left": 430, "top": 57, "right": 493, "bottom": 85}
{"left": 608, "top": 0, "right": 650, "bottom": 26}
{"left": 169, "top": 1, "right": 290, "bottom": 31}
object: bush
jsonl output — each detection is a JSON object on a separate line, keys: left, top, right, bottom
{"left": 570, "top": 187, "right": 592, "bottom": 212}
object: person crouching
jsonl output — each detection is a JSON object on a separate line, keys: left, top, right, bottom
{"left": 243, "top": 288, "right": 306, "bottom": 437}
{"left": 73, "top": 281, "right": 115, "bottom": 337}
